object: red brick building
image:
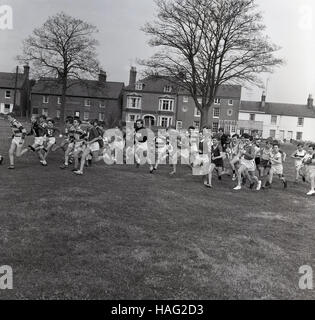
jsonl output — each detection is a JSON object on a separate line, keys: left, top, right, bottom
{"left": 31, "top": 72, "right": 124, "bottom": 125}
{"left": 123, "top": 67, "right": 178, "bottom": 128}
{"left": 176, "top": 85, "right": 242, "bottom": 133}
{"left": 123, "top": 67, "right": 242, "bottom": 132}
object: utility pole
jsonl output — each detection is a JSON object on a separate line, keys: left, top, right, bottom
{"left": 13, "top": 66, "right": 19, "bottom": 116}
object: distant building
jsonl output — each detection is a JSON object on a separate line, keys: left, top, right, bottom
{"left": 123, "top": 67, "right": 242, "bottom": 132}
{"left": 0, "top": 65, "right": 30, "bottom": 116}
{"left": 123, "top": 67, "right": 178, "bottom": 128}
{"left": 176, "top": 85, "right": 242, "bottom": 133}
{"left": 31, "top": 71, "right": 124, "bottom": 125}
{"left": 239, "top": 93, "right": 315, "bottom": 141}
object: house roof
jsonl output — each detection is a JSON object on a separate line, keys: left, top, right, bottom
{"left": 125, "top": 75, "right": 177, "bottom": 93}
{"left": 240, "top": 100, "right": 315, "bottom": 118}
{"left": 32, "top": 78, "right": 124, "bottom": 100}
{"left": 125, "top": 75, "right": 242, "bottom": 98}
{"left": 0, "top": 72, "right": 26, "bottom": 89}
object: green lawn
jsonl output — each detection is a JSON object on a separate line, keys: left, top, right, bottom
{"left": 0, "top": 135, "right": 314, "bottom": 299}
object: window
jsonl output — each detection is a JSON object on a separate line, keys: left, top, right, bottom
{"left": 43, "top": 96, "right": 49, "bottom": 104}
{"left": 99, "top": 113, "right": 105, "bottom": 121}
{"left": 296, "top": 132, "right": 303, "bottom": 140}
{"left": 32, "top": 107, "right": 39, "bottom": 115}
{"left": 298, "top": 117, "right": 304, "bottom": 127}
{"left": 159, "top": 116, "right": 173, "bottom": 128}
{"left": 164, "top": 85, "right": 172, "bottom": 93}
{"left": 183, "top": 96, "right": 189, "bottom": 103}
{"left": 228, "top": 99, "right": 233, "bottom": 106}
{"left": 127, "top": 96, "right": 141, "bottom": 109}
{"left": 214, "top": 98, "right": 221, "bottom": 105}
{"left": 227, "top": 109, "right": 233, "bottom": 117}
{"left": 231, "top": 125, "right": 236, "bottom": 133}
{"left": 194, "top": 108, "right": 201, "bottom": 117}
{"left": 99, "top": 100, "right": 105, "bottom": 108}
{"left": 250, "top": 114, "right": 256, "bottom": 121}
{"left": 4, "top": 104, "right": 11, "bottom": 113}
{"left": 212, "top": 122, "right": 219, "bottom": 132}
{"left": 84, "top": 99, "right": 91, "bottom": 107}
{"left": 213, "top": 107, "right": 220, "bottom": 118}
{"left": 42, "top": 108, "right": 48, "bottom": 116}
{"left": 5, "top": 90, "right": 11, "bottom": 99}
{"left": 271, "top": 115, "right": 277, "bottom": 125}
{"left": 269, "top": 129, "right": 276, "bottom": 138}
{"left": 57, "top": 97, "right": 61, "bottom": 105}
{"left": 83, "top": 112, "right": 89, "bottom": 120}
{"left": 176, "top": 121, "right": 183, "bottom": 130}
{"left": 127, "top": 114, "right": 141, "bottom": 122}
{"left": 56, "top": 110, "right": 61, "bottom": 119}
{"left": 74, "top": 111, "right": 80, "bottom": 118}
{"left": 159, "top": 99, "right": 174, "bottom": 111}
{"left": 135, "top": 83, "right": 144, "bottom": 90}
{"left": 193, "top": 121, "right": 200, "bottom": 129}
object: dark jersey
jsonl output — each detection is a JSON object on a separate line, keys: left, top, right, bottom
{"left": 30, "top": 122, "right": 47, "bottom": 137}
{"left": 46, "top": 127, "right": 59, "bottom": 138}
{"left": 86, "top": 127, "right": 101, "bottom": 142}
{"left": 135, "top": 127, "right": 148, "bottom": 143}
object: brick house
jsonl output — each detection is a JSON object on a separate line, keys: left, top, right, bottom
{"left": 0, "top": 65, "right": 31, "bottom": 116}
{"left": 176, "top": 85, "right": 242, "bottom": 133}
{"left": 123, "top": 67, "right": 178, "bottom": 128}
{"left": 31, "top": 71, "right": 124, "bottom": 125}
{"left": 123, "top": 67, "right": 241, "bottom": 132}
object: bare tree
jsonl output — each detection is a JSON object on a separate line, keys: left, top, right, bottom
{"left": 18, "top": 12, "right": 100, "bottom": 121}
{"left": 141, "top": 0, "right": 283, "bottom": 127}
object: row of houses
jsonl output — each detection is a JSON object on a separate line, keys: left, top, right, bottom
{"left": 1, "top": 66, "right": 315, "bottom": 141}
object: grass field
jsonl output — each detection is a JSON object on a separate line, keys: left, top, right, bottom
{"left": 0, "top": 123, "right": 314, "bottom": 299}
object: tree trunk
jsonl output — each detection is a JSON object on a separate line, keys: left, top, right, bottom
{"left": 200, "top": 107, "right": 210, "bottom": 128}
{"left": 60, "top": 79, "right": 67, "bottom": 123}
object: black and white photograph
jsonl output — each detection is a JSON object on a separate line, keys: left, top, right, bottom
{"left": 0, "top": 0, "right": 314, "bottom": 307}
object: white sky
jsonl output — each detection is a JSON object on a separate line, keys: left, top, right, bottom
{"left": 0, "top": 0, "right": 315, "bottom": 104}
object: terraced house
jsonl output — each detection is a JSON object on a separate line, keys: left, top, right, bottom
{"left": 123, "top": 67, "right": 242, "bottom": 132}
{"left": 0, "top": 65, "right": 31, "bottom": 116}
{"left": 123, "top": 67, "right": 178, "bottom": 128}
{"left": 31, "top": 71, "right": 124, "bottom": 126}
{"left": 239, "top": 93, "right": 315, "bottom": 141}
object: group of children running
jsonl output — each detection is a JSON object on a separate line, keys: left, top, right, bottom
{"left": 1, "top": 113, "right": 315, "bottom": 196}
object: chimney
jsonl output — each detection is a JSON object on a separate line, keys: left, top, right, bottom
{"left": 98, "top": 70, "right": 107, "bottom": 83}
{"left": 261, "top": 91, "right": 266, "bottom": 108}
{"left": 129, "top": 66, "right": 137, "bottom": 86}
{"left": 23, "top": 64, "right": 30, "bottom": 79}
{"left": 307, "top": 94, "right": 313, "bottom": 108}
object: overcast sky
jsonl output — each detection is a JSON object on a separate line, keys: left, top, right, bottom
{"left": 0, "top": 0, "right": 314, "bottom": 104}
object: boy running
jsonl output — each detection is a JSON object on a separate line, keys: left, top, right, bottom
{"left": 233, "top": 134, "right": 261, "bottom": 191}
{"left": 267, "top": 143, "right": 287, "bottom": 189}
{"left": 290, "top": 143, "right": 307, "bottom": 183}
{"left": 6, "top": 113, "right": 27, "bottom": 169}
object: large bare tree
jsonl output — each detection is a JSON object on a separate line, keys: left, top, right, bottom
{"left": 141, "top": 0, "right": 283, "bottom": 127}
{"left": 18, "top": 12, "right": 100, "bottom": 121}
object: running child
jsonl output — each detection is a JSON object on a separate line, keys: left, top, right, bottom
{"left": 6, "top": 113, "right": 27, "bottom": 169}
{"left": 267, "top": 143, "right": 288, "bottom": 189}
{"left": 290, "top": 143, "right": 307, "bottom": 183}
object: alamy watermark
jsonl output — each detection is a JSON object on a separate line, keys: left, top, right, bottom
{"left": 0, "top": 5, "right": 13, "bottom": 30}
{"left": 0, "top": 265, "right": 13, "bottom": 290}
{"left": 299, "top": 265, "right": 313, "bottom": 290}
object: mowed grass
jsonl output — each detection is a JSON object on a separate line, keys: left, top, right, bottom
{"left": 0, "top": 129, "right": 314, "bottom": 299}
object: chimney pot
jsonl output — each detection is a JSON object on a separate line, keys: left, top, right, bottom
{"left": 307, "top": 94, "right": 313, "bottom": 108}
{"left": 98, "top": 70, "right": 107, "bottom": 83}
{"left": 129, "top": 66, "right": 137, "bottom": 87}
